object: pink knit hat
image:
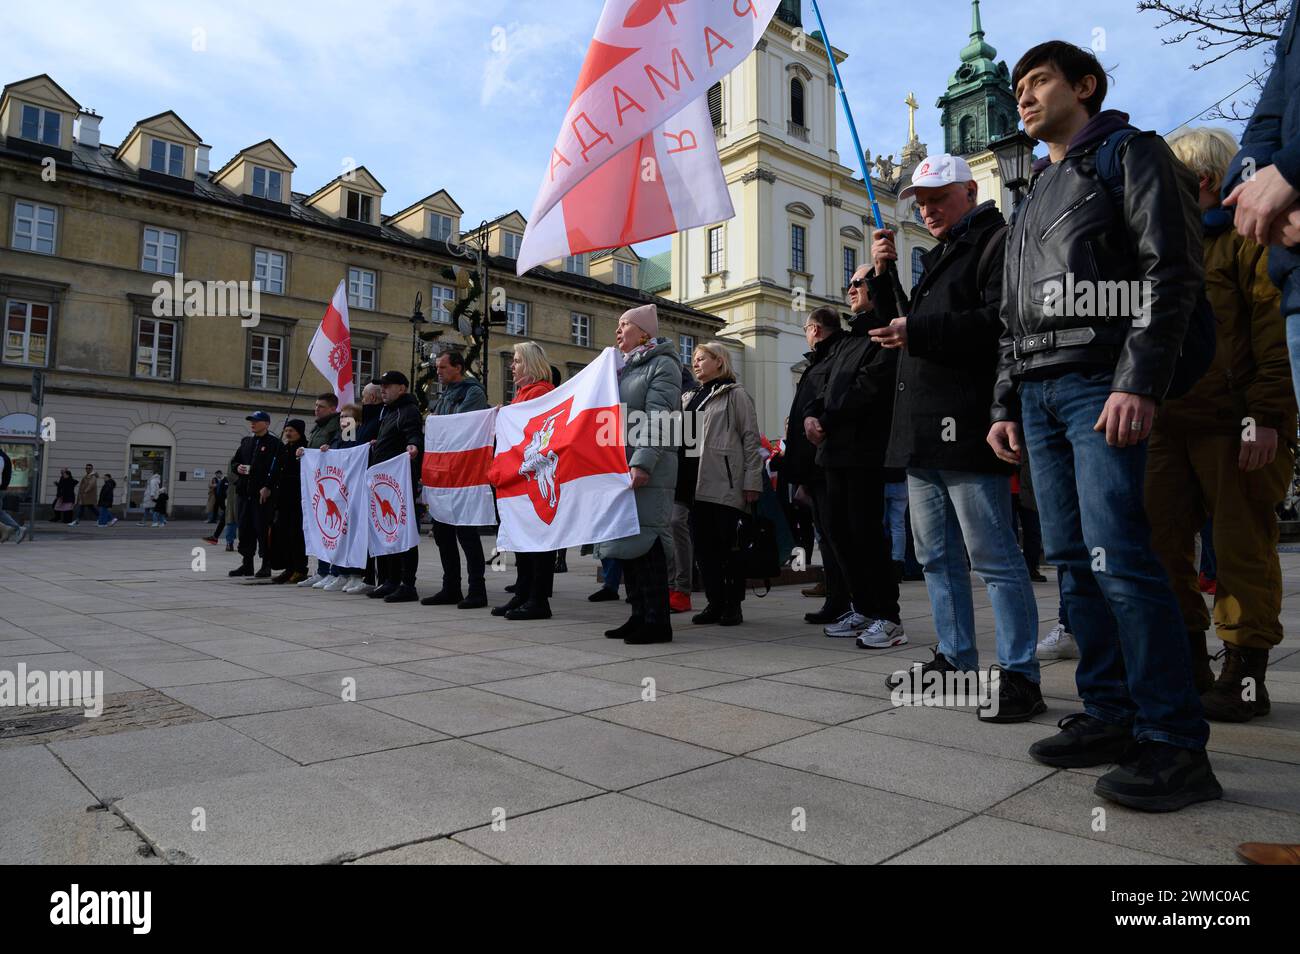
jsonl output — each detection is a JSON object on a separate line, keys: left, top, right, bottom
{"left": 620, "top": 303, "right": 659, "bottom": 338}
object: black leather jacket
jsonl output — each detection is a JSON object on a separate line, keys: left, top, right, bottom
{"left": 991, "top": 118, "right": 1203, "bottom": 423}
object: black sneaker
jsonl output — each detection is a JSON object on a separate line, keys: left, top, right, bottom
{"left": 605, "top": 616, "right": 643, "bottom": 639}
{"left": 692, "top": 605, "right": 723, "bottom": 625}
{"left": 491, "top": 594, "right": 527, "bottom": 617}
{"left": 506, "top": 600, "right": 552, "bottom": 621}
{"left": 625, "top": 622, "right": 672, "bottom": 644}
{"left": 588, "top": 587, "right": 619, "bottom": 602}
{"left": 457, "top": 590, "right": 488, "bottom": 610}
{"left": 978, "top": 667, "right": 1048, "bottom": 723}
{"left": 719, "top": 607, "right": 743, "bottom": 626}
{"left": 1028, "top": 712, "right": 1133, "bottom": 767}
{"left": 421, "top": 588, "right": 463, "bottom": 606}
{"left": 886, "top": 647, "right": 959, "bottom": 691}
{"left": 1094, "top": 741, "right": 1223, "bottom": 812}
{"left": 228, "top": 563, "right": 254, "bottom": 578}
{"left": 254, "top": 564, "right": 272, "bottom": 579}
{"left": 366, "top": 582, "right": 398, "bottom": 600}
{"left": 383, "top": 585, "right": 419, "bottom": 604}
{"left": 805, "top": 604, "right": 850, "bottom": 625}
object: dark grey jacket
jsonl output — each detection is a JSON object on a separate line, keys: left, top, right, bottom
{"left": 430, "top": 377, "right": 488, "bottom": 416}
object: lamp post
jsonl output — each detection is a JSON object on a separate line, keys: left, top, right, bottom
{"left": 447, "top": 219, "right": 493, "bottom": 396}
{"left": 989, "top": 130, "right": 1037, "bottom": 210}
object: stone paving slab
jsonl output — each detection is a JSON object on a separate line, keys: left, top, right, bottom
{"left": 350, "top": 839, "right": 500, "bottom": 865}
{"left": 572, "top": 659, "right": 748, "bottom": 692}
{"left": 393, "top": 654, "right": 549, "bottom": 686}
{"left": 687, "top": 678, "right": 894, "bottom": 724}
{"left": 221, "top": 703, "right": 446, "bottom": 764}
{"left": 160, "top": 677, "right": 341, "bottom": 719}
{"left": 886, "top": 815, "right": 1183, "bottom": 865}
{"left": 286, "top": 666, "right": 453, "bottom": 700}
{"left": 595, "top": 694, "right": 823, "bottom": 755}
{"left": 476, "top": 671, "right": 645, "bottom": 713}
{"left": 363, "top": 686, "right": 568, "bottom": 737}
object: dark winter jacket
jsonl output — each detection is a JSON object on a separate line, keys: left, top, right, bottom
{"left": 883, "top": 200, "right": 1012, "bottom": 474}
{"left": 275, "top": 439, "right": 307, "bottom": 505}
{"left": 97, "top": 478, "right": 115, "bottom": 507}
{"left": 811, "top": 310, "right": 898, "bottom": 469}
{"left": 354, "top": 402, "right": 382, "bottom": 445}
{"left": 231, "top": 432, "right": 283, "bottom": 497}
{"left": 430, "top": 377, "right": 488, "bottom": 416}
{"left": 308, "top": 413, "right": 340, "bottom": 449}
{"left": 783, "top": 329, "right": 842, "bottom": 486}
{"left": 993, "top": 110, "right": 1203, "bottom": 422}
{"left": 370, "top": 391, "right": 424, "bottom": 484}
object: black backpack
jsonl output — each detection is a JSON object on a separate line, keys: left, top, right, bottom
{"left": 1091, "top": 129, "right": 1216, "bottom": 400}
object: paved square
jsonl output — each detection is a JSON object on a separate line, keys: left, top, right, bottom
{"left": 2, "top": 527, "right": 1298, "bottom": 864}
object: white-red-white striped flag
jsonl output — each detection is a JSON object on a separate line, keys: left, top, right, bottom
{"left": 421, "top": 406, "right": 498, "bottom": 527}
{"left": 308, "top": 279, "right": 355, "bottom": 407}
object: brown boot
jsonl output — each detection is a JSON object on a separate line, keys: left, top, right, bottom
{"left": 1236, "top": 842, "right": 1300, "bottom": 865}
{"left": 1188, "top": 630, "right": 1214, "bottom": 694}
{"left": 1201, "top": 643, "right": 1270, "bottom": 722}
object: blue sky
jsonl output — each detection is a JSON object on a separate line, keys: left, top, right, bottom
{"left": 9, "top": 0, "right": 1275, "bottom": 259}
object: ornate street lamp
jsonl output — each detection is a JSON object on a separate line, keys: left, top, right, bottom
{"left": 989, "top": 129, "right": 1037, "bottom": 209}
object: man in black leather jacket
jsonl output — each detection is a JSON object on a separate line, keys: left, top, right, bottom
{"left": 229, "top": 410, "right": 283, "bottom": 579}
{"left": 986, "top": 40, "right": 1218, "bottom": 813}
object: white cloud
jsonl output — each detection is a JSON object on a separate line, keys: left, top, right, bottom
{"left": 480, "top": 20, "right": 589, "bottom": 108}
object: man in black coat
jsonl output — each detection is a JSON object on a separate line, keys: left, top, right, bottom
{"left": 785, "top": 306, "right": 848, "bottom": 624}
{"left": 367, "top": 371, "right": 424, "bottom": 603}
{"left": 805, "top": 267, "right": 901, "bottom": 646}
{"left": 229, "top": 410, "right": 283, "bottom": 578}
{"left": 870, "top": 153, "right": 1044, "bottom": 723}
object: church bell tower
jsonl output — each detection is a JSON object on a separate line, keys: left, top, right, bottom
{"left": 936, "top": 0, "right": 1019, "bottom": 156}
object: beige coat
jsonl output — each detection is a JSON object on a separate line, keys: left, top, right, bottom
{"left": 686, "top": 381, "right": 763, "bottom": 511}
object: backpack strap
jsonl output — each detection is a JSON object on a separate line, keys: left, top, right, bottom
{"left": 976, "top": 223, "right": 1009, "bottom": 291}
{"left": 1091, "top": 128, "right": 1141, "bottom": 206}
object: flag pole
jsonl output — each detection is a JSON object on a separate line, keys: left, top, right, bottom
{"left": 808, "top": 0, "right": 909, "bottom": 311}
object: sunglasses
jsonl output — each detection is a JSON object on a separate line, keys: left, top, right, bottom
{"left": 848, "top": 277, "right": 870, "bottom": 289}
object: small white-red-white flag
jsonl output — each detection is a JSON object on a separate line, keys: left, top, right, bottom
{"left": 489, "top": 348, "right": 637, "bottom": 551}
{"left": 517, "top": 0, "right": 780, "bottom": 275}
{"left": 308, "top": 279, "right": 355, "bottom": 407}
{"left": 366, "top": 453, "right": 421, "bottom": 557}
{"left": 422, "top": 406, "right": 498, "bottom": 527}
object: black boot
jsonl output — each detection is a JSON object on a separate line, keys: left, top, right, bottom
{"left": 421, "top": 587, "right": 463, "bottom": 606}
{"left": 1094, "top": 741, "right": 1223, "bottom": 812}
{"left": 492, "top": 594, "right": 527, "bottom": 617}
{"left": 692, "top": 604, "right": 723, "bottom": 625}
{"left": 805, "top": 603, "right": 850, "bottom": 624}
{"left": 554, "top": 551, "right": 568, "bottom": 573}
{"left": 605, "top": 616, "right": 643, "bottom": 639}
{"left": 254, "top": 564, "right": 272, "bottom": 579}
{"left": 625, "top": 621, "right": 672, "bottom": 644}
{"left": 1188, "top": 630, "right": 1215, "bottom": 695}
{"left": 978, "top": 668, "right": 1048, "bottom": 723}
{"left": 718, "top": 605, "right": 743, "bottom": 626}
{"left": 457, "top": 585, "right": 487, "bottom": 610}
{"left": 588, "top": 587, "right": 619, "bottom": 602}
{"left": 1202, "top": 643, "right": 1271, "bottom": 722}
{"left": 506, "top": 599, "right": 552, "bottom": 621}
{"left": 367, "top": 581, "right": 398, "bottom": 599}
{"left": 1028, "top": 713, "right": 1133, "bottom": 767}
{"left": 228, "top": 560, "right": 254, "bottom": 578}
{"left": 271, "top": 569, "right": 294, "bottom": 584}
{"left": 384, "top": 585, "right": 419, "bottom": 603}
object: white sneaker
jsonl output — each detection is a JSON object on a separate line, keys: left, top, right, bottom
{"left": 14, "top": 525, "right": 28, "bottom": 544}
{"left": 344, "top": 578, "right": 374, "bottom": 595}
{"left": 856, "top": 619, "right": 908, "bottom": 649}
{"left": 1036, "top": 622, "right": 1078, "bottom": 660}
{"left": 297, "top": 573, "right": 324, "bottom": 588}
{"left": 321, "top": 575, "right": 349, "bottom": 592}
{"left": 824, "top": 610, "right": 870, "bottom": 638}
{"left": 68, "top": 520, "right": 79, "bottom": 527}
{"left": 109, "top": 517, "right": 119, "bottom": 526}
{"left": 310, "top": 575, "right": 333, "bottom": 589}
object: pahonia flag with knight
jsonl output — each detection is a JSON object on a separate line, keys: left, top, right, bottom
{"left": 422, "top": 406, "right": 498, "bottom": 527}
{"left": 366, "top": 453, "right": 422, "bottom": 557}
{"left": 489, "top": 347, "right": 637, "bottom": 552}
{"left": 300, "top": 446, "right": 369, "bottom": 567}
{"left": 516, "top": 0, "right": 781, "bottom": 275}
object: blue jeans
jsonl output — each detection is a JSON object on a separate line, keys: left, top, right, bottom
{"left": 883, "top": 481, "right": 909, "bottom": 562}
{"left": 97, "top": 506, "right": 112, "bottom": 526}
{"left": 1285, "top": 312, "right": 1300, "bottom": 411}
{"left": 908, "top": 469, "right": 1040, "bottom": 679}
{"left": 0, "top": 510, "right": 19, "bottom": 531}
{"left": 1020, "top": 370, "right": 1207, "bottom": 749}
{"left": 601, "top": 557, "right": 622, "bottom": 591}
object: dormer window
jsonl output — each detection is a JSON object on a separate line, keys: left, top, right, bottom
{"left": 616, "top": 261, "right": 634, "bottom": 286}
{"left": 501, "top": 231, "right": 522, "bottom": 259}
{"left": 345, "top": 190, "right": 373, "bottom": 223}
{"left": 150, "top": 138, "right": 184, "bottom": 177}
{"left": 252, "top": 166, "right": 282, "bottom": 202}
{"left": 20, "top": 104, "right": 60, "bottom": 146}
{"left": 563, "top": 253, "right": 586, "bottom": 275}
{"left": 430, "top": 213, "right": 453, "bottom": 241}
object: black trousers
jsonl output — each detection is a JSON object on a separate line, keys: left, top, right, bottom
{"left": 237, "top": 494, "right": 272, "bottom": 564}
{"left": 272, "top": 500, "right": 307, "bottom": 574}
{"left": 433, "top": 519, "right": 485, "bottom": 592}
{"left": 623, "top": 537, "right": 671, "bottom": 625}
{"left": 690, "top": 501, "right": 747, "bottom": 611}
{"left": 515, "top": 551, "right": 555, "bottom": 604}
{"left": 822, "top": 466, "right": 899, "bottom": 623}
{"left": 808, "top": 478, "right": 850, "bottom": 612}
{"left": 379, "top": 546, "right": 419, "bottom": 588}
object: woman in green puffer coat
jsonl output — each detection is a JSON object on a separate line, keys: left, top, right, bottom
{"left": 599, "top": 304, "right": 682, "bottom": 645}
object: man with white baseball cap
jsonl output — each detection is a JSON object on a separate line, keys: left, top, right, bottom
{"left": 870, "top": 151, "right": 1045, "bottom": 722}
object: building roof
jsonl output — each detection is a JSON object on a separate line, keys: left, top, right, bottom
{"left": 639, "top": 250, "right": 671, "bottom": 294}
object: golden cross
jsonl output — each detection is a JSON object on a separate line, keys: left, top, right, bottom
{"left": 905, "top": 92, "right": 919, "bottom": 141}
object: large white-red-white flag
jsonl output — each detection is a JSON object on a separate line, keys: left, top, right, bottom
{"left": 489, "top": 347, "right": 638, "bottom": 551}
{"left": 300, "top": 446, "right": 369, "bottom": 567}
{"left": 366, "top": 454, "right": 421, "bottom": 557}
{"left": 422, "top": 406, "right": 498, "bottom": 527}
{"left": 517, "top": 0, "right": 781, "bottom": 275}
{"left": 308, "top": 279, "right": 355, "bottom": 407}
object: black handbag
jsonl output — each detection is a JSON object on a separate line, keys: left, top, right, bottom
{"left": 738, "top": 511, "right": 780, "bottom": 596}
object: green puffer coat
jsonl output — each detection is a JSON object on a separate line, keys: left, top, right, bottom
{"left": 597, "top": 339, "right": 682, "bottom": 560}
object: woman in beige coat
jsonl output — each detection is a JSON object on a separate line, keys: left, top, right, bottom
{"left": 681, "top": 342, "right": 763, "bottom": 625}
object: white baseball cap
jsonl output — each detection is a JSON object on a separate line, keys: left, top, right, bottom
{"left": 898, "top": 154, "right": 974, "bottom": 200}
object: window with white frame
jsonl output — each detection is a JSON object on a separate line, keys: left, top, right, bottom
{"left": 615, "top": 261, "right": 634, "bottom": 286}
{"left": 352, "top": 346, "right": 376, "bottom": 386}
{"left": 11, "top": 201, "right": 56, "bottom": 255}
{"left": 348, "top": 267, "right": 376, "bottom": 310}
{"left": 20, "top": 104, "right": 60, "bottom": 146}
{"left": 345, "top": 191, "right": 373, "bottom": 223}
{"left": 791, "top": 224, "right": 806, "bottom": 273}
{"left": 254, "top": 248, "right": 286, "bottom": 295}
{"left": 502, "top": 355, "right": 515, "bottom": 402}
{"left": 570, "top": 312, "right": 591, "bottom": 347}
{"left": 708, "top": 226, "right": 724, "bottom": 273}
{"left": 252, "top": 166, "right": 282, "bottom": 202}
{"left": 505, "top": 299, "right": 528, "bottom": 336}
{"left": 430, "top": 284, "right": 456, "bottom": 324}
{"left": 430, "top": 214, "right": 453, "bottom": 242}
{"left": 4, "top": 300, "right": 51, "bottom": 367}
{"left": 843, "top": 246, "right": 858, "bottom": 289}
{"left": 501, "top": 231, "right": 523, "bottom": 259}
{"left": 135, "top": 317, "right": 177, "bottom": 379}
{"left": 563, "top": 253, "right": 586, "bottom": 275}
{"left": 678, "top": 333, "right": 696, "bottom": 366}
{"left": 912, "top": 247, "right": 926, "bottom": 289}
{"left": 248, "top": 333, "right": 284, "bottom": 390}
{"left": 150, "top": 138, "right": 185, "bottom": 177}
{"left": 141, "top": 227, "right": 180, "bottom": 274}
